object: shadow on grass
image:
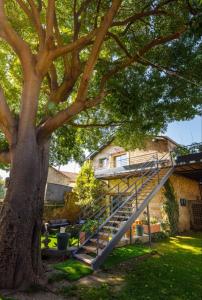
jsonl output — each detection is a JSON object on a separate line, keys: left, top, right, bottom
{"left": 50, "top": 259, "right": 93, "bottom": 282}
{"left": 59, "top": 232, "right": 202, "bottom": 300}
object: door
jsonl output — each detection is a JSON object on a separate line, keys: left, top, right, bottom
{"left": 190, "top": 201, "right": 202, "bottom": 230}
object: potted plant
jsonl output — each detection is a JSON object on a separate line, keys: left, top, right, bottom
{"left": 142, "top": 216, "right": 161, "bottom": 234}
{"left": 135, "top": 220, "right": 144, "bottom": 236}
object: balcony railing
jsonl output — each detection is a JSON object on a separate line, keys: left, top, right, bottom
{"left": 94, "top": 152, "right": 172, "bottom": 178}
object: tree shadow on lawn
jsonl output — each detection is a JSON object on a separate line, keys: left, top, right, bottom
{"left": 58, "top": 233, "right": 202, "bottom": 300}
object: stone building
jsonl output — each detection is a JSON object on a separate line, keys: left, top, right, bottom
{"left": 88, "top": 136, "right": 202, "bottom": 232}
{"left": 45, "top": 166, "right": 78, "bottom": 204}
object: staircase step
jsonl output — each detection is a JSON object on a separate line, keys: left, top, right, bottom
{"left": 117, "top": 210, "right": 132, "bottom": 214}
{"left": 108, "top": 220, "right": 123, "bottom": 224}
{"left": 103, "top": 226, "right": 119, "bottom": 231}
{"left": 89, "top": 238, "right": 108, "bottom": 247}
{"left": 98, "top": 231, "right": 111, "bottom": 238}
{"left": 112, "top": 215, "right": 128, "bottom": 220}
{"left": 82, "top": 245, "right": 102, "bottom": 254}
{"left": 74, "top": 253, "right": 94, "bottom": 265}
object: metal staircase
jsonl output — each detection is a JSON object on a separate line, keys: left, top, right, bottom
{"left": 74, "top": 152, "right": 174, "bottom": 269}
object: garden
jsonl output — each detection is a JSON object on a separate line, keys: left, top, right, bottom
{"left": 1, "top": 232, "right": 201, "bottom": 299}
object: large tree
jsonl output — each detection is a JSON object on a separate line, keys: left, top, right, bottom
{"left": 0, "top": 0, "right": 201, "bottom": 289}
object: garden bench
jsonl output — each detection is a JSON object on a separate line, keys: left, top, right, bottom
{"left": 47, "top": 219, "right": 70, "bottom": 231}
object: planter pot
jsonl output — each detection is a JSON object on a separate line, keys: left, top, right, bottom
{"left": 126, "top": 223, "right": 136, "bottom": 238}
{"left": 136, "top": 224, "right": 144, "bottom": 236}
{"left": 143, "top": 223, "right": 161, "bottom": 234}
{"left": 56, "top": 232, "right": 70, "bottom": 251}
{"left": 79, "top": 231, "right": 91, "bottom": 244}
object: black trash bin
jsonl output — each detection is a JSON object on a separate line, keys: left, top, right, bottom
{"left": 136, "top": 224, "right": 144, "bottom": 236}
{"left": 56, "top": 232, "right": 70, "bottom": 250}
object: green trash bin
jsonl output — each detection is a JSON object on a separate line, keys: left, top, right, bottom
{"left": 136, "top": 224, "right": 144, "bottom": 236}
{"left": 56, "top": 232, "right": 70, "bottom": 250}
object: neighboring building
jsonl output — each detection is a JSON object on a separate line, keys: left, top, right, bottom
{"left": 0, "top": 166, "right": 78, "bottom": 206}
{"left": 88, "top": 136, "right": 202, "bottom": 232}
{"left": 45, "top": 167, "right": 78, "bottom": 204}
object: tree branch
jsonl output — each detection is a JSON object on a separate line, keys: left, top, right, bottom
{"left": 112, "top": 9, "right": 170, "bottom": 27}
{"left": 0, "top": 86, "right": 16, "bottom": 144}
{"left": 16, "top": 0, "right": 45, "bottom": 50}
{"left": 137, "top": 56, "right": 200, "bottom": 87}
{"left": 37, "top": 26, "right": 186, "bottom": 143}
{"left": 49, "top": 30, "right": 97, "bottom": 61}
{"left": 75, "top": 0, "right": 122, "bottom": 104}
{"left": 46, "top": 0, "right": 55, "bottom": 45}
{"left": 101, "top": 27, "right": 187, "bottom": 87}
{"left": 69, "top": 121, "right": 128, "bottom": 128}
{"left": 0, "top": 0, "right": 34, "bottom": 78}
{"left": 108, "top": 32, "right": 132, "bottom": 57}
{"left": 53, "top": 10, "right": 69, "bottom": 74}
{"left": 77, "top": 0, "right": 93, "bottom": 16}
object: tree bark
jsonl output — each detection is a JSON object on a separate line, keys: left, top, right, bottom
{"left": 0, "top": 132, "right": 49, "bottom": 289}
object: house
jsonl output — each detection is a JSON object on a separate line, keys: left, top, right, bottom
{"left": 73, "top": 137, "right": 202, "bottom": 269}
{"left": 88, "top": 136, "right": 201, "bottom": 232}
{"left": 45, "top": 166, "right": 78, "bottom": 204}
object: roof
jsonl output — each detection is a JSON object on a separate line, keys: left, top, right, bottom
{"left": 61, "top": 171, "right": 78, "bottom": 182}
{"left": 49, "top": 166, "right": 78, "bottom": 182}
{"left": 87, "top": 135, "right": 179, "bottom": 160}
{"left": 86, "top": 139, "right": 114, "bottom": 160}
{"left": 156, "top": 135, "right": 179, "bottom": 146}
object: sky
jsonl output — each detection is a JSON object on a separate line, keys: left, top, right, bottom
{"left": 165, "top": 116, "right": 201, "bottom": 146}
{"left": 0, "top": 116, "right": 201, "bottom": 179}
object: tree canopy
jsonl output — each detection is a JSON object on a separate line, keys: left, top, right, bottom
{"left": 0, "top": 0, "right": 201, "bottom": 166}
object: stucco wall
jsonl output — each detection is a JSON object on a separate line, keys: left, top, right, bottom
{"left": 45, "top": 182, "right": 72, "bottom": 203}
{"left": 47, "top": 167, "right": 70, "bottom": 186}
{"left": 92, "top": 138, "right": 177, "bottom": 170}
{"left": 170, "top": 175, "right": 200, "bottom": 231}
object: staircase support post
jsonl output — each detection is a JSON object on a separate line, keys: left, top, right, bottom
{"left": 129, "top": 226, "right": 133, "bottom": 244}
{"left": 147, "top": 204, "right": 152, "bottom": 247}
{"left": 157, "top": 154, "right": 160, "bottom": 184}
{"left": 135, "top": 182, "right": 138, "bottom": 209}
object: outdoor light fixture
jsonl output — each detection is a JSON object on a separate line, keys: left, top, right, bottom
{"left": 180, "top": 198, "right": 187, "bottom": 206}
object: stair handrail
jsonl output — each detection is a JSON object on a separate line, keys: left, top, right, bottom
{"left": 76, "top": 157, "right": 159, "bottom": 250}
{"left": 96, "top": 166, "right": 159, "bottom": 233}
{"left": 76, "top": 152, "right": 172, "bottom": 251}
{"left": 84, "top": 164, "right": 158, "bottom": 229}
{"left": 80, "top": 152, "right": 159, "bottom": 219}
{"left": 85, "top": 154, "right": 159, "bottom": 221}
{"left": 93, "top": 166, "right": 159, "bottom": 254}
{"left": 94, "top": 152, "right": 173, "bottom": 253}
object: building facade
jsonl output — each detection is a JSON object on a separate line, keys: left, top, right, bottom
{"left": 89, "top": 137, "right": 202, "bottom": 232}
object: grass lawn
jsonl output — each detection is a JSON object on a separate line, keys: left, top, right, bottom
{"left": 50, "top": 259, "right": 93, "bottom": 282}
{"left": 102, "top": 244, "right": 152, "bottom": 270}
{"left": 49, "top": 243, "right": 151, "bottom": 283}
{"left": 59, "top": 232, "right": 202, "bottom": 300}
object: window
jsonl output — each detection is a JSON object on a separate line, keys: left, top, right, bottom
{"left": 114, "top": 153, "right": 128, "bottom": 167}
{"left": 99, "top": 157, "right": 108, "bottom": 168}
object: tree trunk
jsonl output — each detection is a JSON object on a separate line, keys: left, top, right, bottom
{"left": 0, "top": 132, "right": 49, "bottom": 289}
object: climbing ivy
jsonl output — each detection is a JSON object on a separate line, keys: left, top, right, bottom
{"left": 163, "top": 180, "right": 179, "bottom": 235}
